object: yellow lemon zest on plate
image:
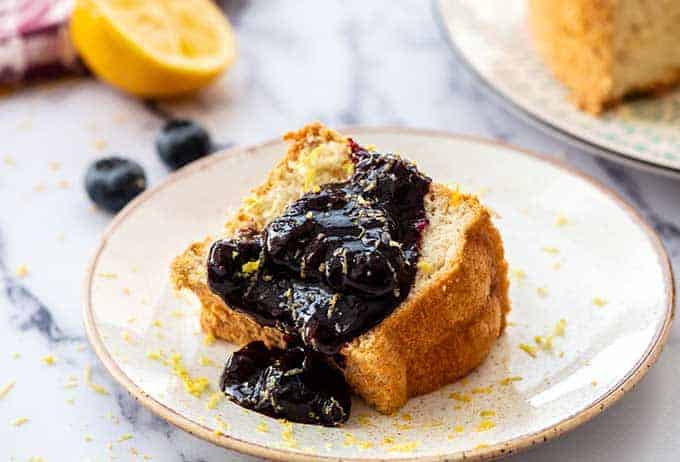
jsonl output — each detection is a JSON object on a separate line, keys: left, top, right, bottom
{"left": 475, "top": 419, "right": 496, "bottom": 432}
{"left": 592, "top": 297, "right": 608, "bottom": 307}
{"left": 554, "top": 319, "right": 567, "bottom": 337}
{"left": 0, "top": 381, "right": 16, "bottom": 399}
{"left": 555, "top": 214, "right": 569, "bottom": 226}
{"left": 499, "top": 376, "right": 523, "bottom": 386}
{"left": 203, "top": 332, "right": 216, "bottom": 346}
{"left": 41, "top": 354, "right": 56, "bottom": 366}
{"left": 169, "top": 353, "right": 210, "bottom": 397}
{"left": 11, "top": 417, "right": 30, "bottom": 426}
{"left": 199, "top": 355, "right": 215, "bottom": 367}
{"left": 510, "top": 268, "right": 526, "bottom": 281}
{"left": 448, "top": 391, "right": 471, "bottom": 403}
{"left": 85, "top": 365, "right": 110, "bottom": 395}
{"left": 15, "top": 264, "right": 29, "bottom": 278}
{"left": 519, "top": 343, "right": 537, "bottom": 358}
{"left": 206, "top": 392, "right": 222, "bottom": 409}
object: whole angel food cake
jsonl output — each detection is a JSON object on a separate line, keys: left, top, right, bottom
{"left": 171, "top": 123, "right": 510, "bottom": 426}
{"left": 529, "top": 0, "right": 680, "bottom": 113}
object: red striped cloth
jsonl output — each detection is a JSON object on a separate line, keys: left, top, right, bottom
{"left": 0, "top": 0, "right": 80, "bottom": 83}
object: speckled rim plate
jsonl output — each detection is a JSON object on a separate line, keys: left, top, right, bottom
{"left": 435, "top": 0, "right": 680, "bottom": 179}
{"left": 83, "top": 127, "right": 674, "bottom": 461}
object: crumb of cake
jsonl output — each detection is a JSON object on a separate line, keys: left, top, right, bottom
{"left": 449, "top": 392, "right": 471, "bottom": 403}
{"left": 3, "top": 155, "right": 16, "bottom": 166}
{"left": 510, "top": 268, "right": 526, "bottom": 281}
{"left": 48, "top": 161, "right": 62, "bottom": 172}
{"left": 206, "top": 392, "right": 221, "bottom": 409}
{"left": 555, "top": 214, "right": 569, "bottom": 226}
{"left": 85, "top": 365, "right": 110, "bottom": 395}
{"left": 85, "top": 435, "right": 93, "bottom": 442}
{"left": 592, "top": 297, "right": 608, "bottom": 307}
{"left": 11, "top": 417, "right": 29, "bottom": 426}
{"left": 542, "top": 246, "right": 559, "bottom": 255}
{"left": 123, "top": 288, "right": 131, "bottom": 296}
{"left": 499, "top": 376, "right": 523, "bottom": 386}
{"left": 536, "top": 287, "right": 548, "bottom": 297}
{"left": 519, "top": 343, "right": 537, "bottom": 358}
{"left": 118, "top": 434, "right": 133, "bottom": 442}
{"left": 171, "top": 309, "right": 185, "bottom": 318}
{"left": 152, "top": 320, "right": 162, "bottom": 328}
{"left": 554, "top": 319, "right": 567, "bottom": 337}
{"left": 41, "top": 354, "right": 56, "bottom": 365}
{"left": 0, "top": 381, "right": 15, "bottom": 399}
{"left": 57, "top": 179, "right": 70, "bottom": 189}
{"left": 257, "top": 422, "right": 269, "bottom": 433}
{"left": 475, "top": 420, "right": 496, "bottom": 432}
{"left": 121, "top": 331, "right": 134, "bottom": 343}
{"left": 28, "top": 458, "right": 44, "bottom": 462}
{"left": 591, "top": 380, "right": 598, "bottom": 387}
{"left": 552, "top": 262, "right": 561, "bottom": 270}
{"left": 479, "top": 410, "right": 496, "bottom": 417}
{"left": 66, "top": 397, "right": 75, "bottom": 405}
{"left": 199, "top": 355, "right": 215, "bottom": 367}
{"left": 11, "top": 352, "right": 20, "bottom": 359}
{"left": 559, "top": 351, "right": 565, "bottom": 358}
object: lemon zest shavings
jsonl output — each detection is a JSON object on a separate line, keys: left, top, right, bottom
{"left": 0, "top": 381, "right": 15, "bottom": 399}
{"left": 85, "top": 365, "right": 110, "bottom": 395}
{"left": 519, "top": 343, "right": 537, "bottom": 358}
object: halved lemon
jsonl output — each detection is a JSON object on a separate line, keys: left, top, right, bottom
{"left": 70, "top": 0, "right": 236, "bottom": 97}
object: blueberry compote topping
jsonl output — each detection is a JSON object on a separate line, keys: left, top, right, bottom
{"left": 220, "top": 341, "right": 351, "bottom": 426}
{"left": 209, "top": 140, "right": 431, "bottom": 426}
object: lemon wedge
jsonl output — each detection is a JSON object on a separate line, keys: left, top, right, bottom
{"left": 70, "top": 0, "right": 236, "bottom": 97}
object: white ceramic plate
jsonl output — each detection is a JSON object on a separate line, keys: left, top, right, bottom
{"left": 83, "top": 128, "right": 673, "bottom": 461}
{"left": 437, "top": 0, "right": 680, "bottom": 177}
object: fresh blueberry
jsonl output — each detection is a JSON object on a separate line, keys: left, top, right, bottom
{"left": 155, "top": 119, "right": 212, "bottom": 170}
{"left": 85, "top": 157, "right": 147, "bottom": 213}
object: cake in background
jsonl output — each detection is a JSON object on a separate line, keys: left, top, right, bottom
{"left": 529, "top": 0, "right": 680, "bottom": 114}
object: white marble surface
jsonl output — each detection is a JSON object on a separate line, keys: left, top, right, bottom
{"left": 1, "top": 1, "right": 678, "bottom": 461}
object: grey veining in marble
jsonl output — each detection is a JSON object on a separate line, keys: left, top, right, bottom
{"left": 1, "top": 1, "right": 679, "bottom": 461}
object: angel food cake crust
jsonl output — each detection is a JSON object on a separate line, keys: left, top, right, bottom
{"left": 171, "top": 123, "right": 510, "bottom": 414}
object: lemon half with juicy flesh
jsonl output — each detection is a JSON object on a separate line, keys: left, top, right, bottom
{"left": 70, "top": 0, "right": 236, "bottom": 97}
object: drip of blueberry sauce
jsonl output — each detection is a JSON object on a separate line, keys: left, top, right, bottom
{"left": 209, "top": 140, "right": 431, "bottom": 426}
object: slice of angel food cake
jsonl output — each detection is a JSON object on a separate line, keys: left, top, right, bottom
{"left": 172, "top": 123, "right": 510, "bottom": 426}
